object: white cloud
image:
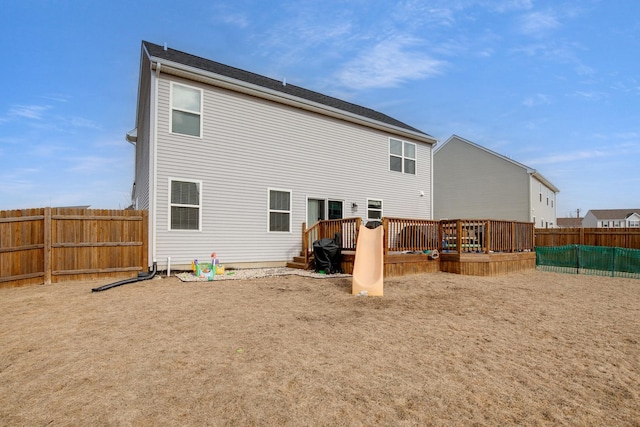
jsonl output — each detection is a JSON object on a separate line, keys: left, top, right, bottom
{"left": 335, "top": 36, "right": 447, "bottom": 89}
{"left": 517, "top": 10, "right": 560, "bottom": 37}
{"left": 8, "top": 104, "right": 51, "bottom": 120}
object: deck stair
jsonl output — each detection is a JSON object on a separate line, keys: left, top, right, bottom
{"left": 286, "top": 252, "right": 313, "bottom": 270}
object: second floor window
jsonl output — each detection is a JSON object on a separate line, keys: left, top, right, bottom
{"left": 171, "top": 82, "right": 202, "bottom": 137}
{"left": 389, "top": 138, "right": 416, "bottom": 174}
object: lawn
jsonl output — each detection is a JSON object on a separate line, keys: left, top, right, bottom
{"left": 1, "top": 270, "right": 638, "bottom": 426}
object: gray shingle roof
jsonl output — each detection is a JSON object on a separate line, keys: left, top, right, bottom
{"left": 143, "top": 41, "right": 430, "bottom": 137}
{"left": 588, "top": 209, "right": 640, "bottom": 220}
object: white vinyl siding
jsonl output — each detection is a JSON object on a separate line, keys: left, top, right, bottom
{"left": 152, "top": 76, "right": 433, "bottom": 266}
{"left": 268, "top": 189, "right": 291, "bottom": 232}
{"left": 171, "top": 82, "right": 202, "bottom": 137}
{"left": 169, "top": 178, "right": 202, "bottom": 231}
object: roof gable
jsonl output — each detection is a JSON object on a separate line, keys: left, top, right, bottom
{"left": 143, "top": 41, "right": 431, "bottom": 139}
{"left": 435, "top": 135, "right": 560, "bottom": 193}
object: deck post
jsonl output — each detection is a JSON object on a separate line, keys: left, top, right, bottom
{"left": 382, "top": 217, "right": 389, "bottom": 258}
{"left": 485, "top": 221, "right": 491, "bottom": 253}
{"left": 456, "top": 220, "right": 462, "bottom": 253}
{"left": 302, "top": 222, "right": 308, "bottom": 266}
{"left": 511, "top": 222, "right": 515, "bottom": 253}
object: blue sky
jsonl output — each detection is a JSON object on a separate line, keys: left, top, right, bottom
{"left": 1, "top": 0, "right": 638, "bottom": 216}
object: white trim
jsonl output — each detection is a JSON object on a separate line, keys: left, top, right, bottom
{"left": 169, "top": 81, "right": 203, "bottom": 138}
{"left": 268, "top": 188, "right": 292, "bottom": 233}
{"left": 168, "top": 178, "right": 203, "bottom": 231}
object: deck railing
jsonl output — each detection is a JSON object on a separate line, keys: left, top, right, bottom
{"left": 383, "top": 217, "right": 440, "bottom": 255}
{"left": 440, "top": 219, "right": 534, "bottom": 253}
{"left": 302, "top": 217, "right": 361, "bottom": 265}
{"left": 300, "top": 217, "right": 534, "bottom": 262}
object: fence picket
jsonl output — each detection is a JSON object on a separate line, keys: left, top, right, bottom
{"left": 0, "top": 208, "right": 148, "bottom": 288}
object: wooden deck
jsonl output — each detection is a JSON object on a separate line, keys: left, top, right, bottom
{"left": 339, "top": 251, "right": 441, "bottom": 277}
{"left": 439, "top": 251, "right": 536, "bottom": 276}
{"left": 291, "top": 217, "right": 536, "bottom": 277}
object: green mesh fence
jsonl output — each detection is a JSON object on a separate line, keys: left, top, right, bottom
{"left": 536, "top": 245, "right": 640, "bottom": 279}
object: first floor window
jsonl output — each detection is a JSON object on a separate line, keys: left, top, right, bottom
{"left": 170, "top": 179, "right": 201, "bottom": 230}
{"left": 367, "top": 199, "right": 383, "bottom": 220}
{"left": 269, "top": 189, "right": 291, "bottom": 232}
{"left": 389, "top": 138, "right": 416, "bottom": 174}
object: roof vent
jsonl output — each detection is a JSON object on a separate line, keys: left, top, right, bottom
{"left": 282, "top": 77, "right": 286, "bottom": 86}
{"left": 163, "top": 42, "right": 168, "bottom": 51}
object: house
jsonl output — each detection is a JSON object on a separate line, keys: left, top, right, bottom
{"left": 556, "top": 217, "right": 583, "bottom": 228}
{"left": 127, "top": 41, "right": 437, "bottom": 270}
{"left": 433, "top": 135, "right": 559, "bottom": 227}
{"left": 582, "top": 209, "right": 640, "bottom": 228}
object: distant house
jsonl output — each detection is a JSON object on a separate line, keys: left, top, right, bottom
{"left": 127, "top": 41, "right": 437, "bottom": 270}
{"left": 433, "top": 135, "right": 559, "bottom": 227}
{"left": 582, "top": 209, "right": 640, "bottom": 228}
{"left": 556, "top": 217, "right": 583, "bottom": 228}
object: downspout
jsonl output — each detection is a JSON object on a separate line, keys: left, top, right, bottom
{"left": 150, "top": 62, "right": 161, "bottom": 269}
{"left": 91, "top": 262, "right": 157, "bottom": 292}
{"left": 430, "top": 143, "right": 435, "bottom": 219}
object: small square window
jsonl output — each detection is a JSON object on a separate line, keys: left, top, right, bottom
{"left": 389, "top": 139, "right": 416, "bottom": 174}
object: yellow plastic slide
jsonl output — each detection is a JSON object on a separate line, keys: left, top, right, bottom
{"left": 352, "top": 225, "right": 384, "bottom": 296}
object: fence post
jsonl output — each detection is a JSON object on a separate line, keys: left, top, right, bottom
{"left": 43, "top": 207, "right": 52, "bottom": 285}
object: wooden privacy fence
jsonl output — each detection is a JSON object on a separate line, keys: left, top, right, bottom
{"left": 535, "top": 227, "right": 640, "bottom": 249}
{"left": 0, "top": 208, "right": 148, "bottom": 288}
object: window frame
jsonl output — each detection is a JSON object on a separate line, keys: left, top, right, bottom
{"left": 168, "top": 178, "right": 203, "bottom": 231}
{"left": 170, "top": 82, "right": 203, "bottom": 138}
{"left": 389, "top": 138, "right": 416, "bottom": 175}
{"left": 268, "top": 188, "right": 292, "bottom": 233}
{"left": 367, "top": 198, "right": 383, "bottom": 221}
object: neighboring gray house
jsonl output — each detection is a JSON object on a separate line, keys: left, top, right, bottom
{"left": 128, "top": 41, "right": 437, "bottom": 270}
{"left": 433, "top": 135, "right": 559, "bottom": 227}
{"left": 582, "top": 209, "right": 640, "bottom": 228}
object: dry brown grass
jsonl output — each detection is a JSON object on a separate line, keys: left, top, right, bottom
{"left": 1, "top": 270, "right": 639, "bottom": 426}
